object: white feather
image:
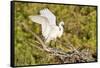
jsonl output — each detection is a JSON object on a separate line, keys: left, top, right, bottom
{"left": 40, "top": 8, "right": 56, "bottom": 26}
{"left": 29, "top": 15, "right": 48, "bottom": 24}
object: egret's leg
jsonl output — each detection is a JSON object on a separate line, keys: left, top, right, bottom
{"left": 55, "top": 41, "right": 56, "bottom": 48}
{"left": 50, "top": 40, "right": 54, "bottom": 47}
{"left": 50, "top": 40, "right": 52, "bottom": 47}
{"left": 54, "top": 39, "right": 56, "bottom": 48}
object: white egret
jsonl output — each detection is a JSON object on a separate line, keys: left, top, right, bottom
{"left": 29, "top": 8, "right": 64, "bottom": 43}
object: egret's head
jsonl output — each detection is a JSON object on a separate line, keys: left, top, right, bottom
{"left": 59, "top": 21, "right": 64, "bottom": 27}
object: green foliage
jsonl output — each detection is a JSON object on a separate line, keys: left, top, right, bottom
{"left": 14, "top": 2, "right": 97, "bottom": 66}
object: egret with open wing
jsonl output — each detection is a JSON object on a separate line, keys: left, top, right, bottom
{"left": 29, "top": 8, "right": 64, "bottom": 43}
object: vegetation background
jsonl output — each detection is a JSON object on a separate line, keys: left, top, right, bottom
{"left": 13, "top": 1, "right": 97, "bottom": 66}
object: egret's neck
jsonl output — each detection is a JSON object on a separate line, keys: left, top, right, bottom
{"left": 59, "top": 23, "right": 63, "bottom": 31}
{"left": 58, "top": 23, "right": 63, "bottom": 37}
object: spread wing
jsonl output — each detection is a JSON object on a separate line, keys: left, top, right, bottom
{"left": 29, "top": 15, "right": 50, "bottom": 36}
{"left": 40, "top": 8, "right": 56, "bottom": 26}
{"left": 29, "top": 15, "right": 49, "bottom": 24}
